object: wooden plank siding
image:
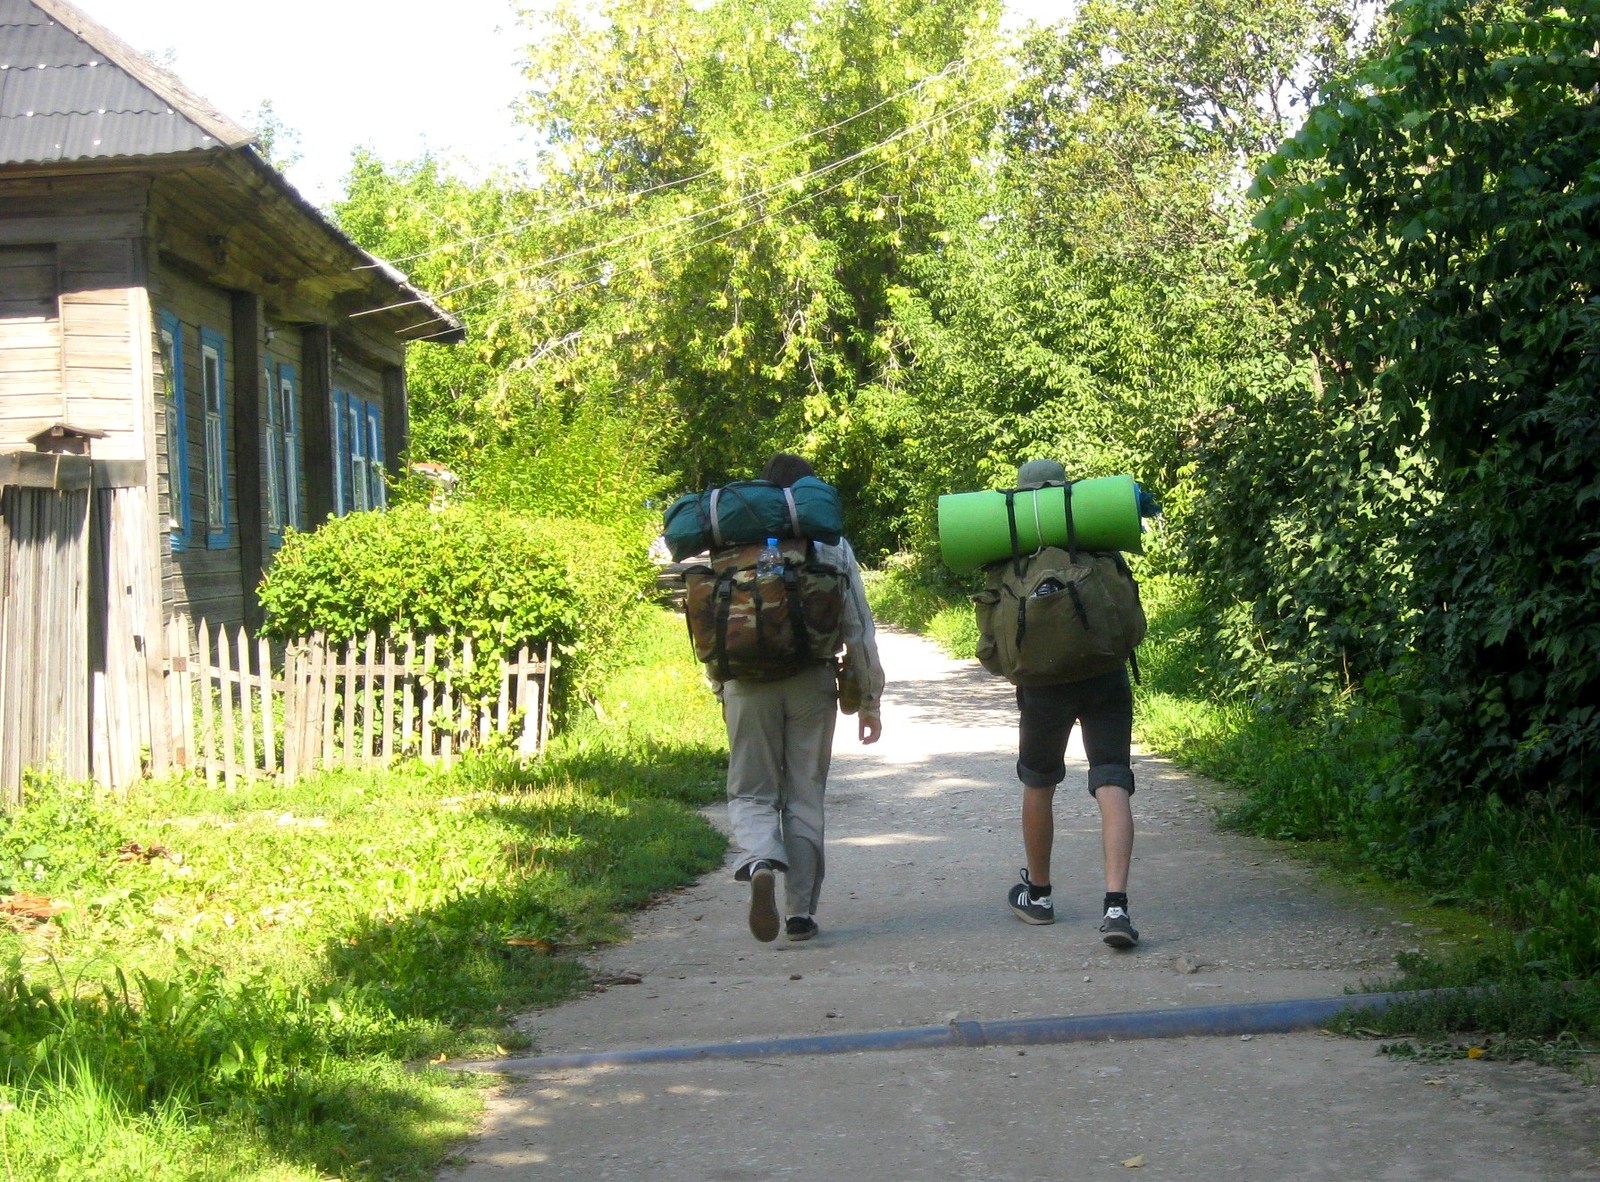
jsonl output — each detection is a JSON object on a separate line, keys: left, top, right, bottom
{"left": 59, "top": 238, "right": 138, "bottom": 459}
{"left": 151, "top": 268, "right": 243, "bottom": 629}
{"left": 0, "top": 243, "right": 64, "bottom": 445}
{"left": 0, "top": 484, "right": 92, "bottom": 801}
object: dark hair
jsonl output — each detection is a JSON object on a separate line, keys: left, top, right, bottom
{"left": 760, "top": 453, "right": 815, "bottom": 488}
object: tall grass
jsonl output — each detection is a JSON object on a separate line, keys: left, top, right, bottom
{"left": 1133, "top": 574, "right": 1600, "bottom": 1054}
{"left": 861, "top": 558, "right": 980, "bottom": 658}
{"left": 0, "top": 607, "right": 729, "bottom": 1181}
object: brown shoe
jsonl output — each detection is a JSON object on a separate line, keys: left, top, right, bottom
{"left": 748, "top": 862, "right": 779, "bottom": 942}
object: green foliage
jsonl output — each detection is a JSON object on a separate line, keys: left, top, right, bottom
{"left": 0, "top": 611, "right": 727, "bottom": 1179}
{"left": 1133, "top": 574, "right": 1600, "bottom": 1042}
{"left": 257, "top": 502, "right": 654, "bottom": 706}
{"left": 1175, "top": 353, "right": 1439, "bottom": 713}
{"left": 1251, "top": 0, "right": 1600, "bottom": 809}
{"left": 873, "top": 0, "right": 1366, "bottom": 561}
{"left": 861, "top": 556, "right": 981, "bottom": 659}
{"left": 334, "top": 153, "right": 677, "bottom": 543}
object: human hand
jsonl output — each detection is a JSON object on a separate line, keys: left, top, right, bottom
{"left": 859, "top": 712, "right": 881, "bottom": 745}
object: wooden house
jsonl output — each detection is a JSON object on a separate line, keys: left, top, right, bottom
{"left": 0, "top": 0, "right": 464, "bottom": 797}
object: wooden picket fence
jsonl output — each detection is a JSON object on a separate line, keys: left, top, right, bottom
{"left": 165, "top": 616, "right": 552, "bottom": 787}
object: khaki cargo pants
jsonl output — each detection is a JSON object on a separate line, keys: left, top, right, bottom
{"left": 724, "top": 661, "right": 838, "bottom": 918}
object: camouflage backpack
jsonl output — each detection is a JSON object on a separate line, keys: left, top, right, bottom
{"left": 682, "top": 539, "right": 847, "bottom": 682}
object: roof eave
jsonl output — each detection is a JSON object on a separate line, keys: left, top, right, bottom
{"left": 236, "top": 151, "right": 466, "bottom": 345}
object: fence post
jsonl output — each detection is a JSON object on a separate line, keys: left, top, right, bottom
{"left": 402, "top": 633, "right": 418, "bottom": 759}
{"left": 319, "top": 632, "right": 337, "bottom": 768}
{"left": 218, "top": 626, "right": 239, "bottom": 789}
{"left": 235, "top": 625, "right": 256, "bottom": 782}
{"left": 360, "top": 631, "right": 376, "bottom": 768}
{"left": 421, "top": 634, "right": 437, "bottom": 764}
{"left": 539, "top": 639, "right": 553, "bottom": 754}
{"left": 381, "top": 635, "right": 397, "bottom": 765}
{"left": 197, "top": 620, "right": 216, "bottom": 788}
{"left": 259, "top": 633, "right": 276, "bottom": 778}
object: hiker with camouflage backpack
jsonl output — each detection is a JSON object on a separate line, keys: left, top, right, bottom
{"left": 977, "top": 458, "right": 1148, "bottom": 949}
{"left": 706, "top": 454, "right": 884, "bottom": 944}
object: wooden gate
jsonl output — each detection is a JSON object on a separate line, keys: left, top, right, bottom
{"left": 0, "top": 477, "right": 91, "bottom": 804}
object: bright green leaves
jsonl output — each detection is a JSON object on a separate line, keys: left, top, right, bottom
{"left": 1244, "top": 0, "right": 1600, "bottom": 810}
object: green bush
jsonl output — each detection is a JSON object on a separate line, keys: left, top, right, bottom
{"left": 258, "top": 503, "right": 655, "bottom": 707}
{"left": 861, "top": 557, "right": 980, "bottom": 660}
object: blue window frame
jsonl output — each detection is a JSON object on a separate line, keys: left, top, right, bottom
{"left": 264, "top": 360, "right": 284, "bottom": 546}
{"left": 331, "top": 387, "right": 349, "bottom": 514}
{"left": 364, "top": 400, "right": 386, "bottom": 509}
{"left": 330, "top": 388, "right": 387, "bottom": 516}
{"left": 199, "top": 326, "right": 230, "bottom": 547}
{"left": 279, "top": 363, "right": 302, "bottom": 532}
{"left": 262, "top": 358, "right": 303, "bottom": 548}
{"left": 158, "top": 310, "right": 192, "bottom": 552}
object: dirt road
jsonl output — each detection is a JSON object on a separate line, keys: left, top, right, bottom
{"left": 439, "top": 629, "right": 1599, "bottom": 1181}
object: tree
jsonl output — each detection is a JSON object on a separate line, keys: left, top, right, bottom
{"left": 511, "top": 0, "right": 1008, "bottom": 514}
{"left": 1252, "top": 0, "right": 1600, "bottom": 808}
{"left": 878, "top": 0, "right": 1367, "bottom": 575}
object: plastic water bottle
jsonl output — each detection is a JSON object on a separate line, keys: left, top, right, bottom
{"left": 756, "top": 537, "right": 783, "bottom": 577}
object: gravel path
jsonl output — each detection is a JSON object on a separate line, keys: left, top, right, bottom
{"left": 439, "top": 628, "right": 1599, "bottom": 1181}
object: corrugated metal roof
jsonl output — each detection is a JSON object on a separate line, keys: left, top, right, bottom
{"left": 0, "top": 109, "right": 218, "bottom": 161}
{"left": 0, "top": 9, "right": 96, "bottom": 68}
{"left": 0, "top": 0, "right": 50, "bottom": 25}
{"left": 1, "top": 63, "right": 173, "bottom": 117}
{"left": 0, "top": 0, "right": 251, "bottom": 163}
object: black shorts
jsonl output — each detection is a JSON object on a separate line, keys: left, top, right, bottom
{"left": 1015, "top": 666, "right": 1135, "bottom": 795}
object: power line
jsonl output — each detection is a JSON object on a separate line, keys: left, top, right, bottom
{"left": 362, "top": 49, "right": 999, "bottom": 272}
{"left": 356, "top": 78, "right": 1012, "bottom": 320}
{"left": 409, "top": 91, "right": 1002, "bottom": 343}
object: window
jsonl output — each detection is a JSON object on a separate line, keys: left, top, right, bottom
{"left": 365, "top": 401, "right": 386, "bottom": 509}
{"left": 159, "top": 311, "right": 192, "bottom": 551}
{"left": 331, "top": 388, "right": 387, "bottom": 516}
{"left": 199, "top": 327, "right": 228, "bottom": 546}
{"left": 261, "top": 359, "right": 302, "bottom": 546}
{"left": 264, "top": 361, "right": 283, "bottom": 542}
{"left": 330, "top": 388, "right": 347, "bottom": 515}
{"left": 348, "top": 397, "right": 368, "bottom": 512}
{"left": 279, "top": 364, "right": 301, "bottom": 531}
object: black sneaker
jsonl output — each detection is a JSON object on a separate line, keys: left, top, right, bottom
{"left": 1099, "top": 906, "right": 1139, "bottom": 948}
{"left": 1007, "top": 869, "right": 1055, "bottom": 925}
{"left": 785, "top": 916, "right": 818, "bottom": 941}
{"left": 748, "top": 861, "right": 779, "bottom": 942}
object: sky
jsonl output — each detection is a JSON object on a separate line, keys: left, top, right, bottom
{"left": 74, "top": 0, "right": 1067, "bottom": 209}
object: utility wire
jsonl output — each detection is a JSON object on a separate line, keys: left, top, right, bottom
{"left": 409, "top": 91, "right": 1001, "bottom": 343}
{"left": 356, "top": 78, "right": 1012, "bottom": 320}
{"left": 362, "top": 49, "right": 999, "bottom": 271}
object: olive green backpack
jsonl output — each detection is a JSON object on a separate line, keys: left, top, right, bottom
{"left": 972, "top": 486, "right": 1146, "bottom": 687}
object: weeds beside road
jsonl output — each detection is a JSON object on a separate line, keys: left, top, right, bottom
{"left": 0, "top": 611, "right": 728, "bottom": 1181}
{"left": 864, "top": 564, "right": 1600, "bottom": 1071}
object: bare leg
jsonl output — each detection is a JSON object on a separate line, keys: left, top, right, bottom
{"left": 1094, "top": 785, "right": 1133, "bottom": 894}
{"left": 1022, "top": 784, "right": 1056, "bottom": 887}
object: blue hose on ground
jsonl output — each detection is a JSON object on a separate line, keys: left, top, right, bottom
{"left": 457, "top": 991, "right": 1418, "bottom": 1074}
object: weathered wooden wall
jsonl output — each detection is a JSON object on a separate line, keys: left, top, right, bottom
{"left": 0, "top": 243, "right": 61, "bottom": 445}
{"left": 0, "top": 477, "right": 91, "bottom": 801}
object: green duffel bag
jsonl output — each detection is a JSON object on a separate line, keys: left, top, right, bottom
{"left": 662, "top": 477, "right": 843, "bottom": 562}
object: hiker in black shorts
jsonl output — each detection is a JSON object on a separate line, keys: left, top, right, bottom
{"left": 1001, "top": 458, "right": 1139, "bottom": 948}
